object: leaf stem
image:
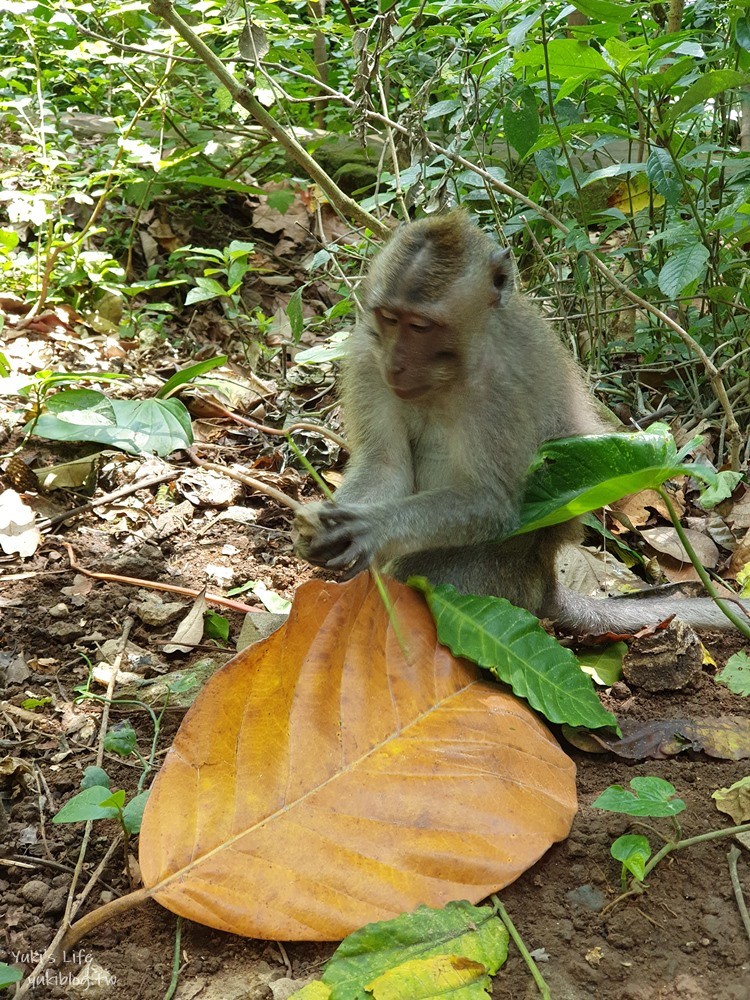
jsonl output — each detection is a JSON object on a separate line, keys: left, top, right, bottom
{"left": 643, "top": 821, "right": 750, "bottom": 878}
{"left": 656, "top": 488, "right": 750, "bottom": 637}
{"left": 492, "top": 896, "right": 551, "bottom": 1000}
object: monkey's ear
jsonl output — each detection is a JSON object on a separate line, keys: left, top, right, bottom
{"left": 490, "top": 247, "right": 516, "bottom": 307}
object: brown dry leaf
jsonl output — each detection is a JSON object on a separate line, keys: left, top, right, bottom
{"left": 582, "top": 717, "right": 750, "bottom": 760}
{"left": 640, "top": 525, "right": 719, "bottom": 567}
{"left": 139, "top": 574, "right": 577, "bottom": 941}
{"left": 611, "top": 488, "right": 678, "bottom": 529}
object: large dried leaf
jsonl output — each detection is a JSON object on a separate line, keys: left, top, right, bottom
{"left": 139, "top": 575, "right": 576, "bottom": 941}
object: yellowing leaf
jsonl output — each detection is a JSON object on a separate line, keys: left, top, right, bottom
{"left": 367, "top": 955, "right": 489, "bottom": 999}
{"left": 607, "top": 174, "right": 665, "bottom": 214}
{"left": 712, "top": 776, "right": 750, "bottom": 824}
{"left": 139, "top": 575, "right": 577, "bottom": 940}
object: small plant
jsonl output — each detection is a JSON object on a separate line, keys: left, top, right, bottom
{"left": 0, "top": 355, "right": 227, "bottom": 457}
{"left": 52, "top": 763, "right": 149, "bottom": 839}
{"left": 593, "top": 777, "right": 750, "bottom": 905}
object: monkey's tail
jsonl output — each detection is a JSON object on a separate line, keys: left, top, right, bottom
{"left": 547, "top": 583, "right": 750, "bottom": 633}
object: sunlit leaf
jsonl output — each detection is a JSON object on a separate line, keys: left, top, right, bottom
{"left": 139, "top": 576, "right": 578, "bottom": 941}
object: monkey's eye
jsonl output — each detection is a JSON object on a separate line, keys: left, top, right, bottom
{"left": 379, "top": 309, "right": 398, "bottom": 325}
{"left": 409, "top": 319, "right": 432, "bottom": 333}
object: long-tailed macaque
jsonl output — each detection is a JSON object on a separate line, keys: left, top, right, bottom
{"left": 295, "top": 212, "right": 748, "bottom": 632}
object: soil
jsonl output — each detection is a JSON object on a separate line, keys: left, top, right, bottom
{"left": 1, "top": 198, "right": 749, "bottom": 1000}
{"left": 2, "top": 487, "right": 749, "bottom": 1000}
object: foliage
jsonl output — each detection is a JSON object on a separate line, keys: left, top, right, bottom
{"left": 52, "top": 771, "right": 149, "bottom": 836}
{"left": 412, "top": 578, "right": 618, "bottom": 733}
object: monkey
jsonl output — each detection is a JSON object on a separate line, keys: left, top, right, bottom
{"left": 294, "top": 211, "right": 749, "bottom": 633}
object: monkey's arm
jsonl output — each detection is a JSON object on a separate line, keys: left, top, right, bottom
{"left": 300, "top": 487, "right": 517, "bottom": 575}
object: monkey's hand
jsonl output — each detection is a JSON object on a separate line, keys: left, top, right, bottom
{"left": 294, "top": 501, "right": 379, "bottom": 576}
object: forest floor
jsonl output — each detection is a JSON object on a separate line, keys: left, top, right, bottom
{"left": 1, "top": 191, "right": 749, "bottom": 999}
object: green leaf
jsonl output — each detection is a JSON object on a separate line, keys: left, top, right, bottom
{"left": 646, "top": 147, "right": 681, "bottom": 206}
{"left": 185, "top": 276, "right": 227, "bottom": 305}
{"left": 322, "top": 901, "right": 508, "bottom": 1000}
{"left": 267, "top": 189, "right": 296, "bottom": 213}
{"left": 81, "top": 766, "right": 110, "bottom": 790}
{"left": 413, "top": 580, "right": 618, "bottom": 732}
{"left": 0, "top": 228, "right": 20, "bottom": 253}
{"left": 503, "top": 87, "right": 539, "bottom": 157}
{"left": 0, "top": 963, "right": 23, "bottom": 988}
{"left": 698, "top": 471, "right": 744, "bottom": 510}
{"left": 367, "top": 954, "right": 490, "bottom": 998}
{"left": 715, "top": 652, "right": 750, "bottom": 697}
{"left": 52, "top": 785, "right": 122, "bottom": 824}
{"left": 179, "top": 174, "right": 263, "bottom": 195}
{"left": 517, "top": 428, "right": 716, "bottom": 534}
{"left": 122, "top": 790, "right": 150, "bottom": 835}
{"left": 289, "top": 983, "right": 331, "bottom": 999}
{"left": 572, "top": 0, "right": 632, "bottom": 23}
{"left": 515, "top": 40, "right": 611, "bottom": 78}
{"left": 736, "top": 17, "right": 750, "bottom": 52}
{"left": 610, "top": 834, "right": 651, "bottom": 882}
{"left": 657, "top": 243, "right": 709, "bottom": 298}
{"left": 576, "top": 643, "right": 627, "bottom": 686}
{"left": 287, "top": 286, "right": 305, "bottom": 344}
{"left": 99, "top": 789, "right": 127, "bottom": 810}
{"left": 663, "top": 70, "right": 750, "bottom": 124}
{"left": 31, "top": 396, "right": 193, "bottom": 457}
{"left": 158, "top": 355, "right": 227, "bottom": 398}
{"left": 204, "top": 611, "right": 230, "bottom": 641}
{"left": 592, "top": 777, "right": 686, "bottom": 817}
{"left": 104, "top": 720, "right": 137, "bottom": 756}
{"left": 424, "top": 99, "right": 462, "bottom": 121}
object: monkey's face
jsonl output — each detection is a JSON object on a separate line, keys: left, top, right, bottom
{"left": 370, "top": 307, "right": 460, "bottom": 400}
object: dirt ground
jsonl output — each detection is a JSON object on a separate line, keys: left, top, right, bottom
{"left": 1, "top": 498, "right": 749, "bottom": 1000}
{"left": 1, "top": 195, "right": 749, "bottom": 999}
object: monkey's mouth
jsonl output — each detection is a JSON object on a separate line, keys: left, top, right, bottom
{"left": 390, "top": 383, "right": 431, "bottom": 400}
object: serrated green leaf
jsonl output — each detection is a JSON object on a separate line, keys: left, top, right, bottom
{"left": 657, "top": 243, "right": 709, "bottom": 298}
{"left": 413, "top": 580, "right": 618, "bottom": 732}
{"left": 646, "top": 147, "right": 681, "bottom": 206}
{"left": 663, "top": 70, "right": 750, "bottom": 124}
{"left": 322, "top": 901, "right": 508, "bottom": 1000}
{"left": 503, "top": 87, "right": 539, "bottom": 157}
{"left": 592, "top": 777, "right": 686, "bottom": 817}
{"left": 517, "top": 429, "right": 716, "bottom": 534}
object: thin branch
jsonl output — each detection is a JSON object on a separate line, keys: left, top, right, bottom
{"left": 148, "top": 0, "right": 389, "bottom": 239}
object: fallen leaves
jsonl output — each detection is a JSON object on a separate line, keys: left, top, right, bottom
{"left": 139, "top": 574, "right": 577, "bottom": 940}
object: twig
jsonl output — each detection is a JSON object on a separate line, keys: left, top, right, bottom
{"left": 657, "top": 488, "right": 750, "bottom": 637}
{"left": 38, "top": 470, "right": 180, "bottom": 531}
{"left": 492, "top": 896, "right": 551, "bottom": 1000}
{"left": 728, "top": 845, "right": 750, "bottom": 948}
{"left": 56, "top": 541, "right": 260, "bottom": 614}
{"left": 186, "top": 450, "right": 301, "bottom": 511}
